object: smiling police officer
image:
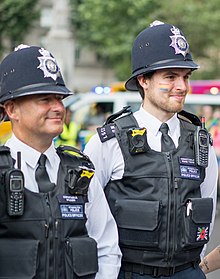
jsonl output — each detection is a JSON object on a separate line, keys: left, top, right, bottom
{"left": 84, "top": 21, "right": 218, "bottom": 278}
{"left": 0, "top": 45, "right": 121, "bottom": 278}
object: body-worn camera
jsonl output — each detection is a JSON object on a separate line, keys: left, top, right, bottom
{"left": 5, "top": 169, "right": 25, "bottom": 216}
{"left": 127, "top": 128, "right": 148, "bottom": 155}
{"left": 68, "top": 166, "right": 94, "bottom": 196}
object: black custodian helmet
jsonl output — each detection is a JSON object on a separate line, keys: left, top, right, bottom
{"left": 0, "top": 44, "right": 72, "bottom": 103}
{"left": 125, "top": 20, "right": 199, "bottom": 91}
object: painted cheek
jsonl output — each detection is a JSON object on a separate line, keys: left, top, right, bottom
{"left": 159, "top": 83, "right": 171, "bottom": 92}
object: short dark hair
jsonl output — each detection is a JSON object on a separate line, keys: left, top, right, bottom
{"left": 136, "top": 71, "right": 155, "bottom": 100}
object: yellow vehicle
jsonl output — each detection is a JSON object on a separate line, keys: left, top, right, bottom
{"left": 0, "top": 121, "right": 12, "bottom": 145}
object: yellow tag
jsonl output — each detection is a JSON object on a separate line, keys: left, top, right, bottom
{"left": 131, "top": 128, "right": 146, "bottom": 137}
{"left": 80, "top": 170, "right": 94, "bottom": 179}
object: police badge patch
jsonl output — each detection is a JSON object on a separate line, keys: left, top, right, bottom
{"left": 169, "top": 26, "right": 189, "bottom": 57}
{"left": 37, "top": 48, "right": 60, "bottom": 80}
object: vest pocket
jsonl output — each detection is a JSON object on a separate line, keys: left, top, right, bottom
{"left": 0, "top": 239, "right": 39, "bottom": 278}
{"left": 65, "top": 236, "right": 98, "bottom": 278}
{"left": 181, "top": 197, "right": 213, "bottom": 249}
{"left": 115, "top": 199, "right": 161, "bottom": 249}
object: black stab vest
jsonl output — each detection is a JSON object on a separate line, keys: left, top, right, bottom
{"left": 104, "top": 112, "right": 213, "bottom": 267}
{"left": 0, "top": 146, "right": 98, "bottom": 279}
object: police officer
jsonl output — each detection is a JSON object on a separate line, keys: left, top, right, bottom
{"left": 84, "top": 21, "right": 218, "bottom": 278}
{"left": 0, "top": 44, "right": 121, "bottom": 278}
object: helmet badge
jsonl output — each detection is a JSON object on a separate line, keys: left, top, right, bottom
{"left": 169, "top": 26, "right": 189, "bottom": 57}
{"left": 37, "top": 48, "right": 60, "bottom": 80}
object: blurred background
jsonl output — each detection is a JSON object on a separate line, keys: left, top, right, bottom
{"left": 0, "top": 1, "right": 220, "bottom": 277}
{"left": 1, "top": 0, "right": 220, "bottom": 92}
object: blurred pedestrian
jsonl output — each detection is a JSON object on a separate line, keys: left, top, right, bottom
{"left": 55, "top": 106, "right": 81, "bottom": 148}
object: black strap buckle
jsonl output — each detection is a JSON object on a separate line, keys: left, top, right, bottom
{"left": 153, "top": 266, "right": 175, "bottom": 277}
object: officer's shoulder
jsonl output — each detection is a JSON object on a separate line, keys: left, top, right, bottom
{"left": 97, "top": 106, "right": 132, "bottom": 143}
{"left": 56, "top": 145, "right": 94, "bottom": 168}
{"left": 178, "top": 110, "right": 201, "bottom": 126}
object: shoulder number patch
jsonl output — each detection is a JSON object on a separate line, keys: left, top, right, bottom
{"left": 97, "top": 124, "right": 115, "bottom": 142}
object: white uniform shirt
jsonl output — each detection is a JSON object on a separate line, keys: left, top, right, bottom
{"left": 84, "top": 106, "right": 218, "bottom": 257}
{"left": 5, "top": 134, "right": 122, "bottom": 279}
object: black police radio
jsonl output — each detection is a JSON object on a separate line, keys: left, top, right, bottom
{"left": 5, "top": 152, "right": 25, "bottom": 216}
{"left": 194, "top": 117, "right": 209, "bottom": 168}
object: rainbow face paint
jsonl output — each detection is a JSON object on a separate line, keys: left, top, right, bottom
{"left": 159, "top": 83, "right": 170, "bottom": 92}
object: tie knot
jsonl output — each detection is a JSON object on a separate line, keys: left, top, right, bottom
{"left": 159, "top": 123, "right": 169, "bottom": 135}
{"left": 38, "top": 154, "right": 47, "bottom": 166}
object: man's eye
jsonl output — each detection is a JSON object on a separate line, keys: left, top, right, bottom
{"left": 166, "top": 75, "right": 174, "bottom": 80}
{"left": 39, "top": 98, "right": 49, "bottom": 102}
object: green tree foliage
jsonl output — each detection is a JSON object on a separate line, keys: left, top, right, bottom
{"left": 70, "top": 0, "right": 220, "bottom": 80}
{"left": 0, "top": 0, "right": 40, "bottom": 56}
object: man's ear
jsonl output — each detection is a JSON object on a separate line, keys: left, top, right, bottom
{"left": 4, "top": 101, "right": 19, "bottom": 121}
{"left": 137, "top": 75, "right": 149, "bottom": 90}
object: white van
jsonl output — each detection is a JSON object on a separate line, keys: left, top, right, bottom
{"left": 63, "top": 92, "right": 220, "bottom": 149}
{"left": 1, "top": 91, "right": 220, "bottom": 145}
{"left": 64, "top": 92, "right": 220, "bottom": 126}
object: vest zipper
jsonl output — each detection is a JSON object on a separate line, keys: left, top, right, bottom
{"left": 54, "top": 219, "right": 59, "bottom": 279}
{"left": 171, "top": 178, "right": 179, "bottom": 257}
{"left": 164, "top": 152, "right": 172, "bottom": 262}
{"left": 165, "top": 154, "right": 179, "bottom": 264}
{"left": 44, "top": 194, "right": 53, "bottom": 279}
{"left": 165, "top": 151, "right": 179, "bottom": 264}
{"left": 45, "top": 222, "right": 49, "bottom": 238}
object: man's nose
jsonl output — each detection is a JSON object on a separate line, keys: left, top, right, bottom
{"left": 50, "top": 97, "right": 64, "bottom": 110}
{"left": 175, "top": 78, "right": 188, "bottom": 91}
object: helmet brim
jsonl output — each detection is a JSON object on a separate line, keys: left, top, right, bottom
{"left": 125, "top": 60, "right": 199, "bottom": 91}
{"left": 0, "top": 83, "right": 73, "bottom": 103}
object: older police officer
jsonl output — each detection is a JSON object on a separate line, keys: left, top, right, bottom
{"left": 84, "top": 21, "right": 218, "bottom": 278}
{"left": 0, "top": 45, "right": 121, "bottom": 278}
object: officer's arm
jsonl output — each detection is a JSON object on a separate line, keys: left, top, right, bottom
{"left": 200, "top": 245, "right": 220, "bottom": 274}
{"left": 85, "top": 174, "right": 122, "bottom": 278}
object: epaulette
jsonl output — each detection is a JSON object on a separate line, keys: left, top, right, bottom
{"left": 178, "top": 110, "right": 201, "bottom": 126}
{"left": 97, "top": 123, "right": 116, "bottom": 143}
{"left": 97, "top": 106, "right": 132, "bottom": 143}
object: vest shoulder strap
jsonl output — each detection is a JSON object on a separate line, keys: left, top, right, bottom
{"left": 0, "top": 146, "right": 14, "bottom": 185}
{"left": 114, "top": 112, "right": 138, "bottom": 130}
{"left": 56, "top": 145, "right": 94, "bottom": 169}
{"left": 178, "top": 110, "right": 201, "bottom": 126}
{"left": 0, "top": 146, "right": 14, "bottom": 169}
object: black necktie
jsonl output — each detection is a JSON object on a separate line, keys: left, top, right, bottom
{"left": 159, "top": 123, "right": 175, "bottom": 152}
{"left": 35, "top": 154, "right": 55, "bottom": 193}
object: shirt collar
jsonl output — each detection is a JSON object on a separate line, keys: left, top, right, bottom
{"left": 5, "top": 134, "right": 57, "bottom": 169}
{"left": 138, "top": 106, "right": 179, "bottom": 136}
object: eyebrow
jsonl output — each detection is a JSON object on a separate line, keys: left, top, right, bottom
{"left": 163, "top": 70, "right": 192, "bottom": 76}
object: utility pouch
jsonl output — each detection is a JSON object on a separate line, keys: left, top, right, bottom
{"left": 0, "top": 238, "right": 39, "bottom": 278}
{"left": 65, "top": 236, "right": 98, "bottom": 278}
{"left": 115, "top": 199, "right": 162, "bottom": 249}
{"left": 182, "top": 197, "right": 213, "bottom": 249}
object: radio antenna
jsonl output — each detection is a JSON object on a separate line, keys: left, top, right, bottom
{"left": 17, "top": 152, "right": 21, "bottom": 170}
{"left": 201, "top": 116, "right": 206, "bottom": 129}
